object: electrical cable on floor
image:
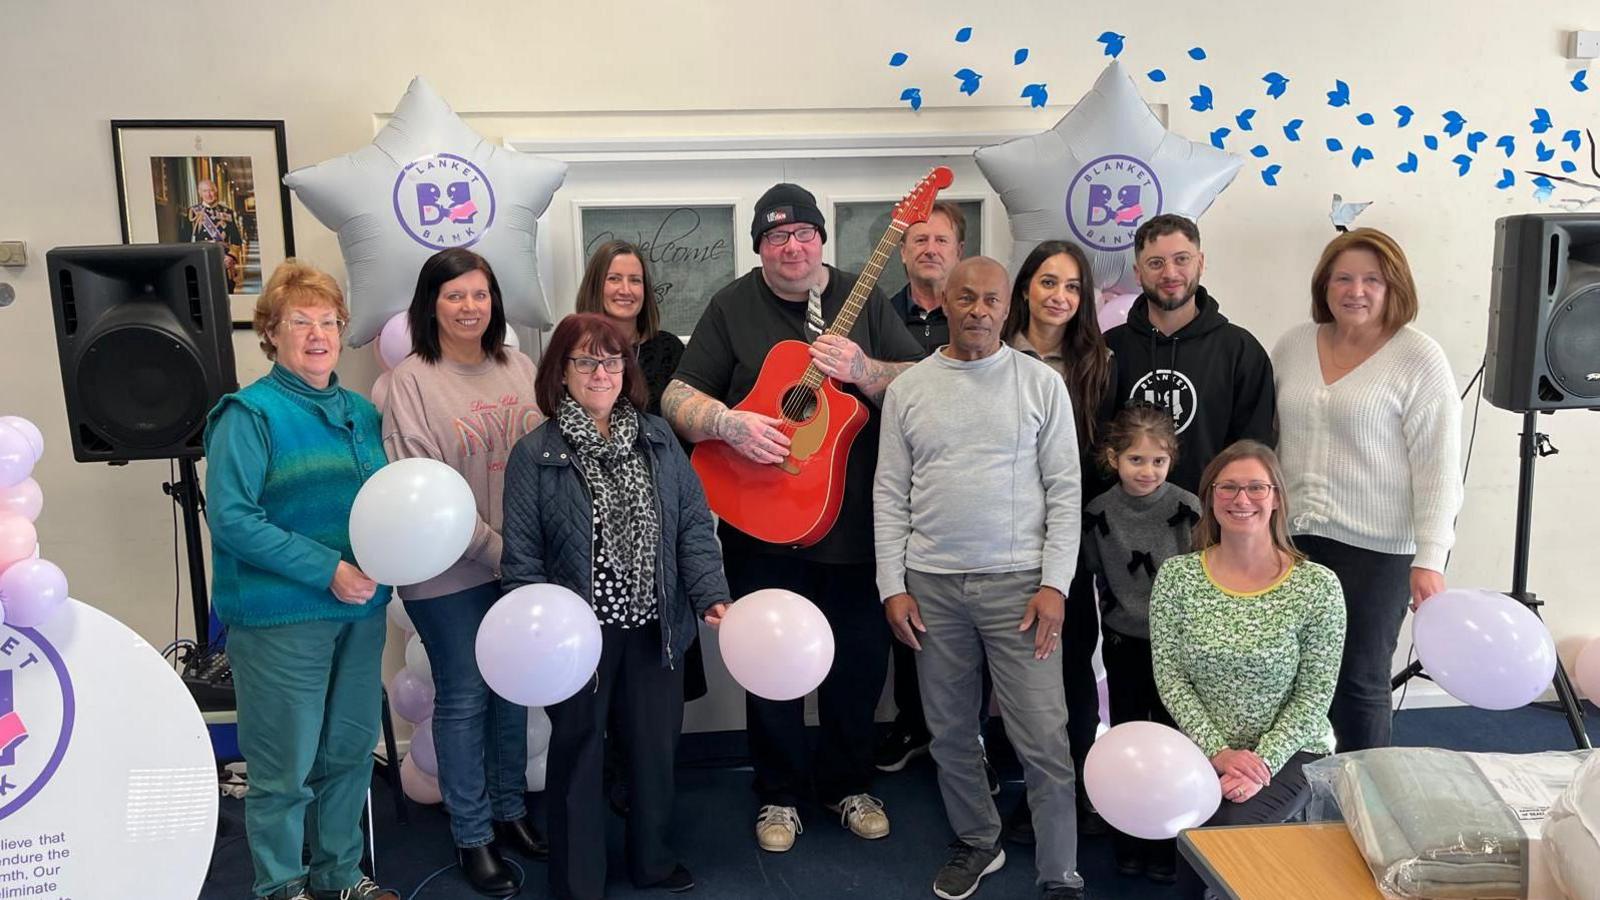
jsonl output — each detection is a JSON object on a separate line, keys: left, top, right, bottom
{"left": 405, "top": 858, "right": 525, "bottom": 899}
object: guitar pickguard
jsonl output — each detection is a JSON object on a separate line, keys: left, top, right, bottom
{"left": 780, "top": 392, "right": 830, "bottom": 475}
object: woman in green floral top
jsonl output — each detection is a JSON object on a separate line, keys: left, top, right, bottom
{"left": 1149, "top": 441, "right": 1346, "bottom": 899}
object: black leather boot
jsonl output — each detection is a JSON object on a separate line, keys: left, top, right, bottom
{"left": 493, "top": 817, "right": 549, "bottom": 860}
{"left": 456, "top": 844, "right": 517, "bottom": 898}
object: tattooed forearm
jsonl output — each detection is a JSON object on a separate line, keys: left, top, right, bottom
{"left": 858, "top": 359, "right": 915, "bottom": 404}
{"left": 663, "top": 379, "right": 731, "bottom": 443}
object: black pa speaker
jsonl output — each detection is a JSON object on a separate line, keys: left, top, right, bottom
{"left": 1485, "top": 214, "right": 1600, "bottom": 412}
{"left": 46, "top": 243, "right": 239, "bottom": 462}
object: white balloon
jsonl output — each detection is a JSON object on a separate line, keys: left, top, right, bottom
{"left": 976, "top": 61, "right": 1242, "bottom": 295}
{"left": 404, "top": 633, "right": 432, "bottom": 682}
{"left": 526, "top": 707, "right": 552, "bottom": 757}
{"left": 525, "top": 750, "right": 548, "bottom": 793}
{"left": 349, "top": 458, "right": 476, "bottom": 586}
{"left": 387, "top": 598, "right": 416, "bottom": 634}
{"left": 284, "top": 77, "right": 567, "bottom": 347}
{"left": 503, "top": 327, "right": 521, "bottom": 352}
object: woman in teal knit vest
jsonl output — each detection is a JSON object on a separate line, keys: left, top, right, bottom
{"left": 1149, "top": 441, "right": 1346, "bottom": 900}
{"left": 205, "top": 260, "right": 398, "bottom": 900}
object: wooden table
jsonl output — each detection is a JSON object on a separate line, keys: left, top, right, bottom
{"left": 1178, "top": 822, "right": 1384, "bottom": 900}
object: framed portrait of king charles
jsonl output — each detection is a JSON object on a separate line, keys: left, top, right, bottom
{"left": 112, "top": 120, "right": 296, "bottom": 327}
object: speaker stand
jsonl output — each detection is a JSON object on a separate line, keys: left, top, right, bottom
{"left": 163, "top": 456, "right": 213, "bottom": 656}
{"left": 1392, "top": 412, "right": 1591, "bottom": 749}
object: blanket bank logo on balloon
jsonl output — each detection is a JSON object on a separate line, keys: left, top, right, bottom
{"left": 393, "top": 153, "right": 497, "bottom": 250}
{"left": 0, "top": 626, "right": 74, "bottom": 822}
{"left": 1067, "top": 154, "right": 1161, "bottom": 253}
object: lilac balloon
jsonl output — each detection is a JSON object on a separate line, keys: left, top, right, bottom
{"left": 1084, "top": 721, "right": 1222, "bottom": 840}
{"left": 388, "top": 667, "right": 435, "bottom": 724}
{"left": 1097, "top": 290, "right": 1139, "bottom": 334}
{"left": 1413, "top": 588, "right": 1557, "bottom": 710}
{"left": 0, "top": 558, "right": 69, "bottom": 628}
{"left": 476, "top": 583, "right": 602, "bottom": 707}
{"left": 0, "top": 478, "right": 42, "bottom": 523}
{"left": 0, "top": 424, "right": 34, "bottom": 490}
{"left": 1096, "top": 674, "right": 1111, "bottom": 730}
{"left": 0, "top": 417, "right": 43, "bottom": 463}
{"left": 376, "top": 313, "right": 412, "bottom": 370}
{"left": 0, "top": 513, "right": 37, "bottom": 573}
{"left": 719, "top": 589, "right": 836, "bottom": 701}
{"left": 399, "top": 754, "right": 442, "bottom": 805}
{"left": 409, "top": 718, "right": 438, "bottom": 776}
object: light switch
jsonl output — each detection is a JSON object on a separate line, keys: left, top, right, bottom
{"left": 1571, "top": 31, "right": 1600, "bottom": 60}
{"left": 0, "top": 241, "right": 25, "bottom": 267}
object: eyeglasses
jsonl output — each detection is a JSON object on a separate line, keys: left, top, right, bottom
{"left": 567, "top": 356, "right": 626, "bottom": 374}
{"left": 281, "top": 315, "right": 346, "bottom": 334}
{"left": 1213, "top": 482, "right": 1276, "bottom": 500}
{"left": 762, "top": 225, "right": 819, "bottom": 247}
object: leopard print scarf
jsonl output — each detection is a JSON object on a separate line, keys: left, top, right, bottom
{"left": 556, "top": 395, "right": 660, "bottom": 620}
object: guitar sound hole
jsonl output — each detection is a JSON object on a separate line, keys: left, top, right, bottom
{"left": 779, "top": 385, "right": 819, "bottom": 423}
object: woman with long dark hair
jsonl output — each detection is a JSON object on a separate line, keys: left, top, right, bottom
{"left": 575, "top": 240, "right": 684, "bottom": 415}
{"left": 1000, "top": 240, "right": 1116, "bottom": 840}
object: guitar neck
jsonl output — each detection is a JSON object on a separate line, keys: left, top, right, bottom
{"left": 824, "top": 224, "right": 906, "bottom": 340}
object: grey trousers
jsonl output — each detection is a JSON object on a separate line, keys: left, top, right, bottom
{"left": 908, "top": 568, "right": 1083, "bottom": 890}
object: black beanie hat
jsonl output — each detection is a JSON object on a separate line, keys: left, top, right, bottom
{"left": 751, "top": 183, "right": 827, "bottom": 252}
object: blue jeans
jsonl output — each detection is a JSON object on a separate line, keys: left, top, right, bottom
{"left": 406, "top": 582, "right": 528, "bottom": 847}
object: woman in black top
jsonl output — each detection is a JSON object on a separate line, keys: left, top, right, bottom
{"left": 575, "top": 240, "right": 683, "bottom": 415}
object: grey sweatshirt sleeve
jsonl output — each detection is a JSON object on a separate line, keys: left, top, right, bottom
{"left": 874, "top": 382, "right": 915, "bottom": 600}
{"left": 1038, "top": 375, "right": 1082, "bottom": 593}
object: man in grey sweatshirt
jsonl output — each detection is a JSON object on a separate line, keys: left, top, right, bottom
{"left": 875, "top": 256, "right": 1087, "bottom": 900}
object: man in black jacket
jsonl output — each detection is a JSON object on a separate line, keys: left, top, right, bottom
{"left": 1103, "top": 215, "right": 1276, "bottom": 493}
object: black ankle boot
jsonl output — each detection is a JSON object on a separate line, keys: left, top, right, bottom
{"left": 457, "top": 844, "right": 517, "bottom": 898}
{"left": 493, "top": 817, "right": 549, "bottom": 860}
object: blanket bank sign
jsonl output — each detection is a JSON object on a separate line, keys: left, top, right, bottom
{"left": 0, "top": 626, "right": 74, "bottom": 822}
{"left": 0, "top": 602, "right": 216, "bottom": 899}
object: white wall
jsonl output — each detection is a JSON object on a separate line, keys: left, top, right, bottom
{"left": 4, "top": 2, "right": 1599, "bottom": 729}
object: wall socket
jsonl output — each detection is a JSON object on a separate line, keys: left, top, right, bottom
{"left": 0, "top": 241, "right": 25, "bottom": 267}
{"left": 1571, "top": 31, "right": 1600, "bottom": 60}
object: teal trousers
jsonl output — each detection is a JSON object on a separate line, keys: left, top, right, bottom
{"left": 229, "top": 612, "right": 385, "bottom": 897}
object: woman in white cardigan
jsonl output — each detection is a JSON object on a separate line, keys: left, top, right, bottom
{"left": 1271, "top": 227, "right": 1461, "bottom": 752}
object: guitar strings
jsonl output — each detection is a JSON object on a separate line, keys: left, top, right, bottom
{"left": 777, "top": 225, "right": 906, "bottom": 426}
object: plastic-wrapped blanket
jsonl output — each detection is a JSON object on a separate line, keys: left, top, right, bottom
{"left": 1543, "top": 751, "right": 1600, "bottom": 900}
{"left": 1306, "top": 748, "right": 1589, "bottom": 899}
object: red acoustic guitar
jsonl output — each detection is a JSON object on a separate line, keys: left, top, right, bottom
{"left": 693, "top": 166, "right": 955, "bottom": 546}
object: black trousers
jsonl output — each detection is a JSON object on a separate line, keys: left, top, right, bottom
{"left": 546, "top": 621, "right": 684, "bottom": 900}
{"left": 1061, "top": 560, "right": 1102, "bottom": 774}
{"left": 1297, "top": 535, "right": 1414, "bottom": 752}
{"left": 1101, "top": 627, "right": 1177, "bottom": 864}
{"left": 1176, "top": 751, "right": 1321, "bottom": 899}
{"left": 725, "top": 551, "right": 888, "bottom": 807}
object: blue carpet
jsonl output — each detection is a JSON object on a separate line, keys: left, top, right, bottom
{"left": 201, "top": 703, "right": 1597, "bottom": 899}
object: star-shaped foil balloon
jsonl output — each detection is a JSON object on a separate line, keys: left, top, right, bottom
{"left": 976, "top": 62, "right": 1241, "bottom": 295}
{"left": 285, "top": 77, "right": 567, "bottom": 346}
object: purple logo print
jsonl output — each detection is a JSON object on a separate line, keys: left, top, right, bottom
{"left": 392, "top": 153, "right": 497, "bottom": 250}
{"left": 1066, "top": 154, "right": 1163, "bottom": 252}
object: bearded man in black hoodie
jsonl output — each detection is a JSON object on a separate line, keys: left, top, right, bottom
{"left": 1103, "top": 215, "right": 1276, "bottom": 493}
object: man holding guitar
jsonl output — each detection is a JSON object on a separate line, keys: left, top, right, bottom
{"left": 663, "top": 182, "right": 923, "bottom": 854}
